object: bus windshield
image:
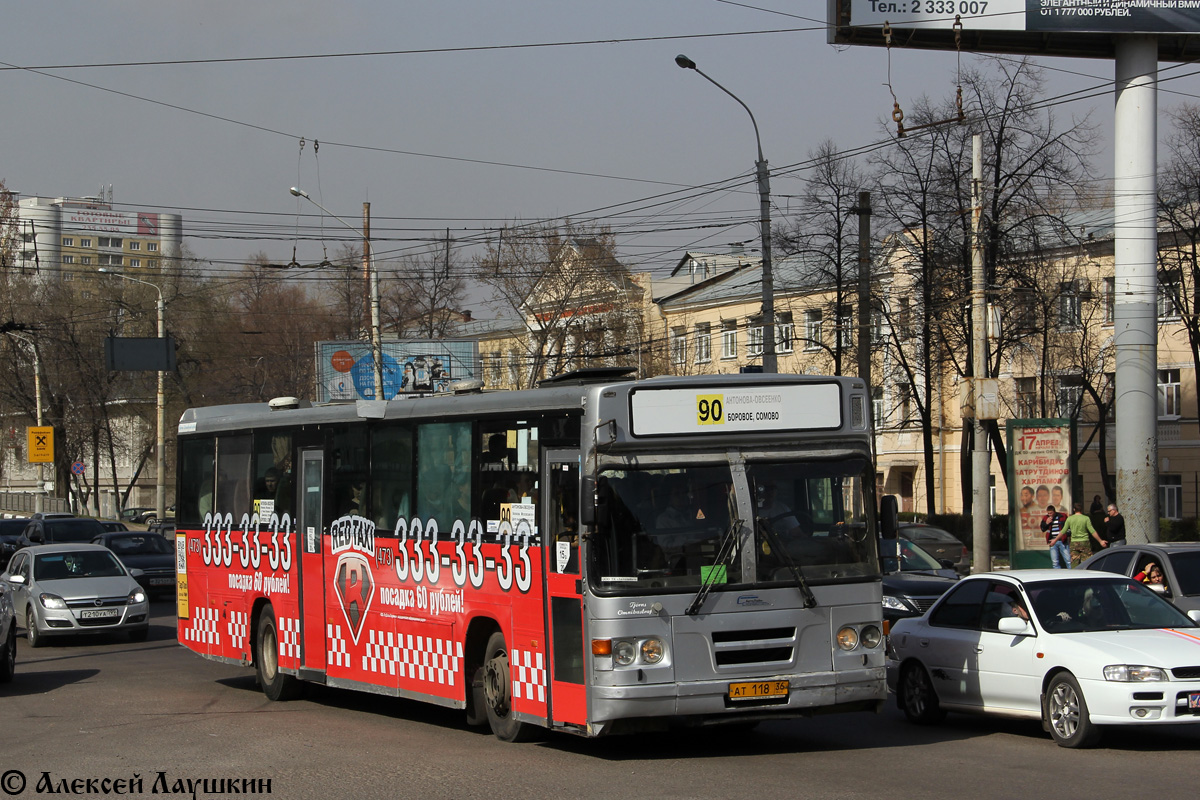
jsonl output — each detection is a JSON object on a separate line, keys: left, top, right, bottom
{"left": 591, "top": 457, "right": 877, "bottom": 592}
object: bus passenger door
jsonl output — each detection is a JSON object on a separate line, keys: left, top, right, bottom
{"left": 543, "top": 451, "right": 587, "bottom": 728}
{"left": 298, "top": 448, "right": 326, "bottom": 675}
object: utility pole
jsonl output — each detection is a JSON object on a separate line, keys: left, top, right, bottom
{"left": 970, "top": 135, "right": 992, "bottom": 573}
{"left": 852, "top": 191, "right": 872, "bottom": 392}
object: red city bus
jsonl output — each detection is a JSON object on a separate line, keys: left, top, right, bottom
{"left": 176, "top": 372, "right": 887, "bottom": 739}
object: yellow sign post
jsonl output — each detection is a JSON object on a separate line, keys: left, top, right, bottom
{"left": 27, "top": 426, "right": 54, "bottom": 463}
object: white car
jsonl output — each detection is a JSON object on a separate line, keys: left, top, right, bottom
{"left": 887, "top": 569, "right": 1200, "bottom": 748}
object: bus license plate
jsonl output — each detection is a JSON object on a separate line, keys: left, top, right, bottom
{"left": 728, "top": 680, "right": 789, "bottom": 702}
{"left": 80, "top": 608, "right": 119, "bottom": 620}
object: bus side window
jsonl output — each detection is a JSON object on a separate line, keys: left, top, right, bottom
{"left": 178, "top": 437, "right": 215, "bottom": 524}
{"left": 215, "top": 434, "right": 253, "bottom": 521}
{"left": 418, "top": 421, "right": 472, "bottom": 530}
{"left": 329, "top": 425, "right": 369, "bottom": 520}
{"left": 371, "top": 424, "right": 413, "bottom": 532}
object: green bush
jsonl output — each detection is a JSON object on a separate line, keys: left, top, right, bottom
{"left": 1161, "top": 517, "right": 1200, "bottom": 542}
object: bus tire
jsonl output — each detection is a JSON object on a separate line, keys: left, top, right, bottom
{"left": 482, "top": 631, "right": 535, "bottom": 742}
{"left": 256, "top": 606, "right": 301, "bottom": 701}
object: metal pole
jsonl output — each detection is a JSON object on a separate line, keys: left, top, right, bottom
{"left": 970, "top": 135, "right": 991, "bottom": 573}
{"left": 853, "top": 192, "right": 872, "bottom": 388}
{"left": 675, "top": 55, "right": 775, "bottom": 372}
{"left": 8, "top": 332, "right": 45, "bottom": 514}
{"left": 1113, "top": 36, "right": 1160, "bottom": 543}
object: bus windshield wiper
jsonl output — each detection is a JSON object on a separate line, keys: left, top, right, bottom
{"left": 685, "top": 517, "right": 743, "bottom": 617}
{"left": 759, "top": 520, "right": 817, "bottom": 608}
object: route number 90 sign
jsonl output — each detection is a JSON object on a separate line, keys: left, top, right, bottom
{"left": 630, "top": 384, "right": 841, "bottom": 436}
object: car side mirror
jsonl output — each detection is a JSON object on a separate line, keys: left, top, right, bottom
{"left": 938, "top": 559, "right": 955, "bottom": 570}
{"left": 997, "top": 616, "right": 1032, "bottom": 636}
{"left": 1188, "top": 610, "right": 1200, "bottom": 623}
{"left": 7, "top": 574, "right": 26, "bottom": 585}
{"left": 28, "top": 530, "right": 43, "bottom": 543}
{"left": 1147, "top": 583, "right": 1167, "bottom": 596}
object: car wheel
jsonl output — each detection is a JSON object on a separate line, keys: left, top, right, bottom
{"left": 26, "top": 607, "right": 44, "bottom": 649}
{"left": 144, "top": 517, "right": 157, "bottom": 528}
{"left": 898, "top": 662, "right": 946, "bottom": 725}
{"left": 482, "top": 631, "right": 537, "bottom": 742}
{"left": 1045, "top": 672, "right": 1102, "bottom": 748}
{"left": 256, "top": 606, "right": 302, "bottom": 701}
{"left": 0, "top": 625, "right": 15, "bottom": 682}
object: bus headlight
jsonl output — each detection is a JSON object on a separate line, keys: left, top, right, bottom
{"left": 614, "top": 640, "right": 637, "bottom": 666}
{"left": 836, "top": 626, "right": 860, "bottom": 651}
{"left": 860, "top": 625, "right": 883, "bottom": 649}
{"left": 641, "top": 638, "right": 665, "bottom": 664}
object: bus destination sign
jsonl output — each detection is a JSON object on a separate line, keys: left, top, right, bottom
{"left": 630, "top": 384, "right": 841, "bottom": 437}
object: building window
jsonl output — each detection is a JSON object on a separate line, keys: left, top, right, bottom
{"left": 1104, "top": 277, "right": 1115, "bottom": 324}
{"left": 147, "top": 242, "right": 159, "bottom": 252}
{"left": 871, "top": 387, "right": 884, "bottom": 425}
{"left": 1016, "top": 377, "right": 1037, "bottom": 418}
{"left": 897, "top": 382, "right": 913, "bottom": 424}
{"left": 61, "top": 255, "right": 75, "bottom": 265}
{"left": 62, "top": 271, "right": 74, "bottom": 282}
{"left": 98, "top": 236, "right": 123, "bottom": 249}
{"left": 1056, "top": 376, "right": 1083, "bottom": 418}
{"left": 1158, "top": 369, "right": 1181, "bottom": 418}
{"left": 1158, "top": 278, "right": 1179, "bottom": 320}
{"left": 147, "top": 260, "right": 158, "bottom": 269}
{"left": 871, "top": 308, "right": 885, "bottom": 343}
{"left": 1058, "top": 282, "right": 1081, "bottom": 329}
{"left": 129, "top": 258, "right": 140, "bottom": 268}
{"left": 804, "top": 310, "right": 823, "bottom": 351}
{"left": 97, "top": 254, "right": 124, "bottom": 266}
{"left": 81, "top": 256, "right": 92, "bottom": 265}
{"left": 62, "top": 237, "right": 73, "bottom": 247}
{"left": 721, "top": 320, "right": 737, "bottom": 360}
{"left": 776, "top": 312, "right": 793, "bottom": 353}
{"left": 80, "top": 238, "right": 92, "bottom": 248}
{"left": 694, "top": 322, "right": 711, "bottom": 364}
{"left": 129, "top": 241, "right": 141, "bottom": 251}
{"left": 837, "top": 307, "right": 853, "bottom": 349}
{"left": 897, "top": 298, "right": 913, "bottom": 341}
{"left": 747, "top": 317, "right": 764, "bottom": 357}
{"left": 1160, "top": 474, "right": 1183, "bottom": 520}
{"left": 486, "top": 353, "right": 501, "bottom": 386}
{"left": 670, "top": 326, "right": 687, "bottom": 367}
{"left": 507, "top": 351, "right": 520, "bottom": 386}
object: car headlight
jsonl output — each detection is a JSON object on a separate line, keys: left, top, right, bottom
{"left": 641, "top": 638, "right": 665, "bottom": 664}
{"left": 836, "top": 625, "right": 860, "bottom": 650}
{"left": 882, "top": 595, "right": 910, "bottom": 611}
{"left": 1104, "top": 665, "right": 1167, "bottom": 682}
{"left": 39, "top": 593, "right": 68, "bottom": 609}
{"left": 127, "top": 588, "right": 147, "bottom": 605}
{"left": 861, "top": 625, "right": 883, "bottom": 649}
{"left": 614, "top": 640, "right": 636, "bottom": 666}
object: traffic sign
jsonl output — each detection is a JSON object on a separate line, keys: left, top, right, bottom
{"left": 71, "top": 461, "right": 86, "bottom": 475}
{"left": 27, "top": 426, "right": 54, "bottom": 463}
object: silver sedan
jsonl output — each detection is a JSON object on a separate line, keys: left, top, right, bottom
{"left": 1, "top": 544, "right": 149, "bottom": 647}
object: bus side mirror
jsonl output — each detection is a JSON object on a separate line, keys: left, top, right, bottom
{"left": 879, "top": 495, "right": 899, "bottom": 540}
{"left": 581, "top": 477, "right": 596, "bottom": 526}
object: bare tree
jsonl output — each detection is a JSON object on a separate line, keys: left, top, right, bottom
{"left": 381, "top": 230, "right": 468, "bottom": 339}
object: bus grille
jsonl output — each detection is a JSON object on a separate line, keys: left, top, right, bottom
{"left": 712, "top": 627, "right": 796, "bottom": 667}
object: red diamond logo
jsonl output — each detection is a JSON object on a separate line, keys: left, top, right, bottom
{"left": 334, "top": 553, "right": 374, "bottom": 643}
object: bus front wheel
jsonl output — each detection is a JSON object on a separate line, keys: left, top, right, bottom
{"left": 482, "top": 631, "right": 536, "bottom": 742}
{"left": 256, "top": 606, "right": 302, "bottom": 701}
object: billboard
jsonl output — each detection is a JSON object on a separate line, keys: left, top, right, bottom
{"left": 844, "top": 1, "right": 1200, "bottom": 33}
{"left": 1006, "top": 419, "right": 1075, "bottom": 568}
{"left": 63, "top": 209, "right": 161, "bottom": 236}
{"left": 316, "top": 339, "right": 478, "bottom": 402}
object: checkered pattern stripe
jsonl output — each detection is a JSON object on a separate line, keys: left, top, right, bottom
{"left": 327, "top": 623, "right": 350, "bottom": 668}
{"left": 183, "top": 607, "right": 220, "bottom": 645}
{"left": 278, "top": 616, "right": 300, "bottom": 659}
{"left": 226, "top": 611, "right": 248, "bottom": 651}
{"left": 511, "top": 648, "right": 546, "bottom": 703}
{"left": 362, "top": 631, "right": 463, "bottom": 686}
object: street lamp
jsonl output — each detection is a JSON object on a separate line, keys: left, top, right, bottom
{"left": 99, "top": 267, "right": 167, "bottom": 524}
{"left": 4, "top": 331, "right": 46, "bottom": 514}
{"left": 675, "top": 54, "right": 776, "bottom": 373}
{"left": 290, "top": 187, "right": 384, "bottom": 400}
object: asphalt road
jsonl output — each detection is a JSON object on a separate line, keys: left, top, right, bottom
{"left": 2, "top": 601, "right": 1197, "bottom": 800}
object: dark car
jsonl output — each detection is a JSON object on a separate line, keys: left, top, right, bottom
{"left": 1, "top": 518, "right": 29, "bottom": 572}
{"left": 880, "top": 538, "right": 959, "bottom": 626}
{"left": 90, "top": 532, "right": 175, "bottom": 597}
{"left": 99, "top": 521, "right": 130, "bottom": 533}
{"left": 1079, "top": 542, "right": 1200, "bottom": 614}
{"left": 147, "top": 520, "right": 175, "bottom": 536}
{"left": 17, "top": 518, "right": 107, "bottom": 549}
{"left": 897, "top": 523, "right": 970, "bottom": 575}
{"left": 119, "top": 507, "right": 154, "bottom": 524}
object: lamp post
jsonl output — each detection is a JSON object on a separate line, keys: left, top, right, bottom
{"left": 99, "top": 268, "right": 166, "bottom": 523}
{"left": 675, "top": 54, "right": 776, "bottom": 373}
{"left": 5, "top": 331, "right": 45, "bottom": 514}
{"left": 290, "top": 187, "right": 384, "bottom": 400}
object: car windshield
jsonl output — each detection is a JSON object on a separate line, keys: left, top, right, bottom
{"left": 44, "top": 519, "right": 105, "bottom": 542}
{"left": 1166, "top": 551, "right": 1200, "bottom": 596}
{"left": 34, "top": 550, "right": 127, "bottom": 581}
{"left": 106, "top": 535, "right": 173, "bottom": 555}
{"left": 1027, "top": 577, "right": 1195, "bottom": 633}
{"left": 880, "top": 539, "right": 944, "bottom": 573}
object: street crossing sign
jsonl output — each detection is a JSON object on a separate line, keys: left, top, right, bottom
{"left": 27, "top": 426, "right": 54, "bottom": 463}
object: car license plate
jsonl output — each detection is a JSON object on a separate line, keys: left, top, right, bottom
{"left": 149, "top": 578, "right": 172, "bottom": 586}
{"left": 728, "top": 680, "right": 789, "bottom": 701}
{"left": 1190, "top": 692, "right": 1200, "bottom": 710}
{"left": 80, "top": 608, "right": 119, "bottom": 620}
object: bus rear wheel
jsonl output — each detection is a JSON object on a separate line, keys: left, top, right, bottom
{"left": 256, "top": 606, "right": 301, "bottom": 701}
{"left": 482, "top": 631, "right": 536, "bottom": 742}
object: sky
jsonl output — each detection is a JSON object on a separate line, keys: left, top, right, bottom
{"left": 4, "top": 1, "right": 1194, "bottom": 316}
